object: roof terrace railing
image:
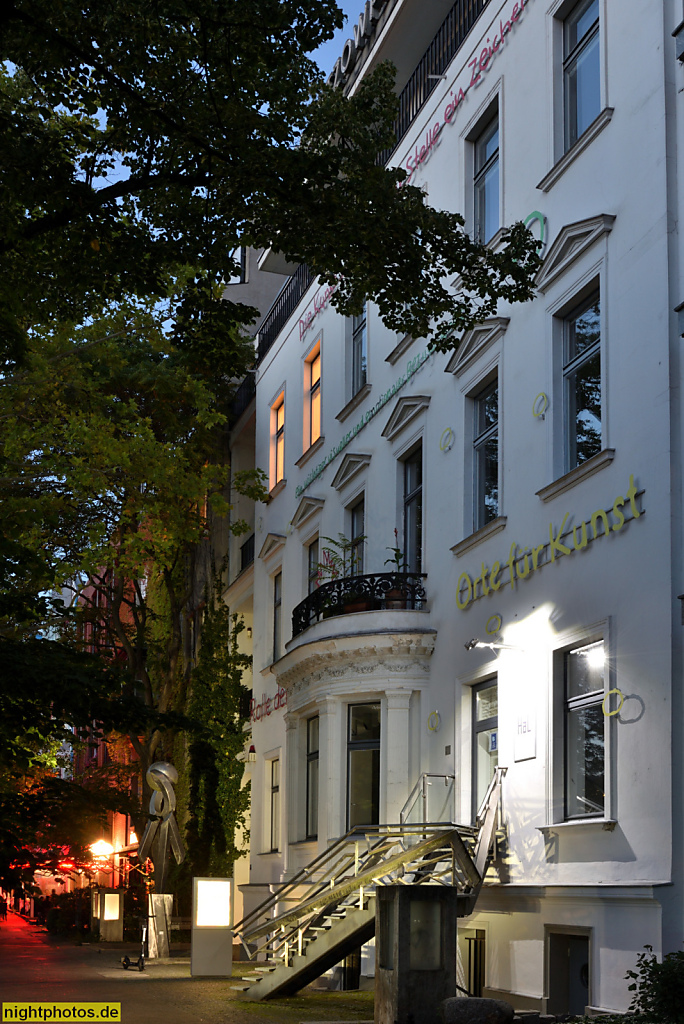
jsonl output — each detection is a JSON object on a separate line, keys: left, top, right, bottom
{"left": 257, "top": 263, "right": 315, "bottom": 362}
{"left": 379, "top": 0, "right": 493, "bottom": 163}
{"left": 258, "top": 1, "right": 493, "bottom": 360}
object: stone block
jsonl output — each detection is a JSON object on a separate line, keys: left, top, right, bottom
{"left": 440, "top": 997, "right": 515, "bottom": 1024}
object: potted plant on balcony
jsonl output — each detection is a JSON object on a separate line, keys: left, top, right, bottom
{"left": 384, "top": 530, "right": 409, "bottom": 609}
{"left": 316, "top": 534, "right": 371, "bottom": 614}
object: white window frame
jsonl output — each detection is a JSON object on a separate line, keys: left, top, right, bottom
{"left": 549, "top": 619, "right": 614, "bottom": 824}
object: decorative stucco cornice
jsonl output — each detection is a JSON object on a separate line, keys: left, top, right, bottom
{"left": 381, "top": 395, "right": 431, "bottom": 442}
{"left": 535, "top": 214, "right": 615, "bottom": 293}
{"left": 444, "top": 318, "right": 509, "bottom": 378}
{"left": 270, "top": 629, "right": 437, "bottom": 705}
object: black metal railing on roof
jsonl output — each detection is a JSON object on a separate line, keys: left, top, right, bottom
{"left": 378, "top": 0, "right": 493, "bottom": 164}
{"left": 257, "top": 263, "right": 315, "bottom": 362}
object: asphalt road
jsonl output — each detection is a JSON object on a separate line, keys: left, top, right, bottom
{"left": 0, "top": 912, "right": 374, "bottom": 1024}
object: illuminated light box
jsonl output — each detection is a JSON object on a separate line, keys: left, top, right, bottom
{"left": 92, "top": 892, "right": 100, "bottom": 919}
{"left": 104, "top": 894, "right": 120, "bottom": 921}
{"left": 196, "top": 880, "right": 231, "bottom": 928}
{"left": 191, "top": 877, "right": 233, "bottom": 977}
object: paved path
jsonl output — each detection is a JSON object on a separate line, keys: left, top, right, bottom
{"left": 0, "top": 913, "right": 373, "bottom": 1024}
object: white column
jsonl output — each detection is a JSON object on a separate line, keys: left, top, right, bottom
{"left": 283, "top": 712, "right": 298, "bottom": 876}
{"left": 318, "top": 697, "right": 342, "bottom": 849}
{"left": 385, "top": 689, "right": 412, "bottom": 823}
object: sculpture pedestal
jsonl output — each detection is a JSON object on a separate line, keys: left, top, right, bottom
{"left": 148, "top": 893, "right": 173, "bottom": 958}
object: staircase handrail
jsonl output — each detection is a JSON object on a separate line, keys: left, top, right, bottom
{"left": 399, "top": 772, "right": 456, "bottom": 825}
{"left": 473, "top": 765, "right": 507, "bottom": 877}
{"left": 242, "top": 824, "right": 479, "bottom": 944}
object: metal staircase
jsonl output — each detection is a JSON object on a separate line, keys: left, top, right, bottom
{"left": 231, "top": 766, "right": 506, "bottom": 1000}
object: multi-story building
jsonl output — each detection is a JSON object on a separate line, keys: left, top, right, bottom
{"left": 224, "top": 0, "right": 684, "bottom": 1014}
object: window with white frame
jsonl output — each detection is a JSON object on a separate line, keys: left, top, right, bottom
{"left": 563, "top": 0, "right": 600, "bottom": 151}
{"left": 472, "top": 376, "right": 499, "bottom": 530}
{"left": 563, "top": 640, "right": 605, "bottom": 818}
{"left": 351, "top": 305, "right": 367, "bottom": 397}
{"left": 272, "top": 570, "right": 282, "bottom": 662}
{"left": 269, "top": 757, "right": 280, "bottom": 851}
{"left": 305, "top": 346, "right": 321, "bottom": 449}
{"left": 472, "top": 678, "right": 498, "bottom": 822}
{"left": 474, "top": 113, "right": 499, "bottom": 244}
{"left": 350, "top": 497, "right": 365, "bottom": 576}
{"left": 306, "top": 716, "right": 319, "bottom": 839}
{"left": 347, "top": 703, "right": 380, "bottom": 828}
{"left": 563, "top": 290, "right": 601, "bottom": 470}
{"left": 271, "top": 393, "right": 285, "bottom": 488}
{"left": 307, "top": 537, "right": 319, "bottom": 595}
{"left": 403, "top": 447, "right": 422, "bottom": 573}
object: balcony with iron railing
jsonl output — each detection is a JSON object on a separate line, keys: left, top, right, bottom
{"left": 291, "top": 571, "right": 427, "bottom": 639}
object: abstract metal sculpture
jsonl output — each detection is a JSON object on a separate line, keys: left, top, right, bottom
{"left": 138, "top": 761, "right": 186, "bottom": 893}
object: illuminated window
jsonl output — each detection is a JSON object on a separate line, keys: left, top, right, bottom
{"left": 564, "top": 640, "right": 605, "bottom": 819}
{"left": 474, "top": 114, "right": 499, "bottom": 244}
{"left": 563, "top": 291, "right": 601, "bottom": 470}
{"left": 472, "top": 679, "right": 498, "bottom": 822}
{"left": 305, "top": 346, "right": 321, "bottom": 449}
{"left": 473, "top": 377, "right": 499, "bottom": 530}
{"left": 351, "top": 306, "right": 367, "bottom": 396}
{"left": 272, "top": 395, "right": 285, "bottom": 487}
{"left": 563, "top": 0, "right": 600, "bottom": 150}
{"left": 306, "top": 716, "right": 319, "bottom": 840}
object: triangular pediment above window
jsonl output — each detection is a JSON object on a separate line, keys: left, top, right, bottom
{"left": 331, "top": 453, "right": 371, "bottom": 491}
{"left": 444, "top": 317, "right": 510, "bottom": 378}
{"left": 258, "top": 533, "right": 286, "bottom": 561}
{"left": 535, "top": 214, "right": 616, "bottom": 292}
{"left": 381, "top": 396, "right": 431, "bottom": 443}
{"left": 291, "top": 495, "right": 324, "bottom": 530}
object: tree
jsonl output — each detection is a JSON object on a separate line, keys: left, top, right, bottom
{"left": 0, "top": 301, "right": 261, "bottom": 850}
{"left": 0, "top": 0, "right": 541, "bottom": 368}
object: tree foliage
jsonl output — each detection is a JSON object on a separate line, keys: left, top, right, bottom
{"left": 1, "top": 0, "right": 541, "bottom": 367}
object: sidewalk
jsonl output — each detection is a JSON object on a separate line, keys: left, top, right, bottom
{"left": 0, "top": 912, "right": 373, "bottom": 1024}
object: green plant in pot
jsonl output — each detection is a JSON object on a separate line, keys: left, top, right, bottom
{"left": 384, "top": 529, "right": 409, "bottom": 609}
{"left": 316, "top": 533, "right": 370, "bottom": 614}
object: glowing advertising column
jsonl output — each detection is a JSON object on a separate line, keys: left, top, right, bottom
{"left": 191, "top": 877, "right": 233, "bottom": 977}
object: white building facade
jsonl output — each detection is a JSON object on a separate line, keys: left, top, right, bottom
{"left": 225, "top": 0, "right": 684, "bottom": 1013}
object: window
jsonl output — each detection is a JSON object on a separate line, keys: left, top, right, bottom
{"left": 273, "top": 571, "right": 282, "bottom": 662}
{"left": 347, "top": 703, "right": 380, "bottom": 828}
{"left": 351, "top": 306, "right": 367, "bottom": 396}
{"left": 563, "top": 291, "right": 601, "bottom": 469}
{"left": 474, "top": 114, "right": 499, "bottom": 244}
{"left": 563, "top": 0, "right": 600, "bottom": 150}
{"left": 272, "top": 395, "right": 285, "bottom": 487}
{"left": 307, "top": 538, "right": 319, "bottom": 595}
{"left": 306, "top": 716, "right": 319, "bottom": 839}
{"left": 473, "top": 378, "right": 498, "bottom": 530}
{"left": 310, "top": 350, "right": 321, "bottom": 445}
{"left": 269, "top": 758, "right": 280, "bottom": 851}
{"left": 564, "top": 640, "right": 605, "bottom": 818}
{"left": 350, "top": 498, "right": 365, "bottom": 576}
{"left": 305, "top": 346, "right": 321, "bottom": 450}
{"left": 403, "top": 448, "right": 422, "bottom": 573}
{"left": 472, "top": 679, "right": 498, "bottom": 821}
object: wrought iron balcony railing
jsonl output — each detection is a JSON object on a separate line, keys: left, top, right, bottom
{"left": 292, "top": 571, "right": 427, "bottom": 638}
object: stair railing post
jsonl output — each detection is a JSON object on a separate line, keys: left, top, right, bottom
{"left": 358, "top": 884, "right": 364, "bottom": 909}
{"left": 298, "top": 928, "right": 303, "bottom": 957}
